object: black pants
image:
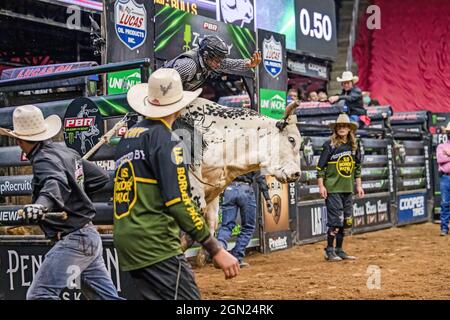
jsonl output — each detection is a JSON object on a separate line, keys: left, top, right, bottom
{"left": 326, "top": 193, "right": 353, "bottom": 228}
{"left": 129, "top": 255, "right": 201, "bottom": 300}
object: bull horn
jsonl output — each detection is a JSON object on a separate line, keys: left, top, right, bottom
{"left": 283, "top": 100, "right": 299, "bottom": 120}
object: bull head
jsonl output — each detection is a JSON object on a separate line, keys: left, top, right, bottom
{"left": 276, "top": 100, "right": 299, "bottom": 131}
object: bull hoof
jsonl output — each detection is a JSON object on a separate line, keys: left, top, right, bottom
{"left": 196, "top": 249, "right": 208, "bottom": 268}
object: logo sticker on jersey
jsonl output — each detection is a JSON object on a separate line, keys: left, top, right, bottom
{"left": 336, "top": 154, "right": 354, "bottom": 178}
{"left": 262, "top": 35, "right": 282, "bottom": 78}
{"left": 114, "top": 160, "right": 137, "bottom": 219}
{"left": 172, "top": 147, "right": 184, "bottom": 165}
{"left": 115, "top": 0, "right": 147, "bottom": 50}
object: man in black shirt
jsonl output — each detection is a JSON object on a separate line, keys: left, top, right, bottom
{"left": 328, "top": 71, "right": 369, "bottom": 127}
{"left": 0, "top": 105, "right": 120, "bottom": 300}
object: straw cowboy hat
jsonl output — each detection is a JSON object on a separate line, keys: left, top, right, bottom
{"left": 127, "top": 68, "right": 202, "bottom": 118}
{"left": 337, "top": 71, "right": 359, "bottom": 84}
{"left": 0, "top": 105, "right": 61, "bottom": 141}
{"left": 329, "top": 113, "right": 358, "bottom": 131}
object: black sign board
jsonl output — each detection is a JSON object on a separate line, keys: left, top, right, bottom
{"left": 294, "top": 0, "right": 337, "bottom": 60}
{"left": 0, "top": 240, "right": 140, "bottom": 300}
{"left": 63, "top": 97, "right": 104, "bottom": 156}
{"left": 258, "top": 29, "right": 287, "bottom": 91}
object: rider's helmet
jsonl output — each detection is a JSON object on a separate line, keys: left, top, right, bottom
{"left": 199, "top": 35, "right": 228, "bottom": 69}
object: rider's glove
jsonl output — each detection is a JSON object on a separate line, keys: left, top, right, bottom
{"left": 22, "top": 204, "right": 47, "bottom": 224}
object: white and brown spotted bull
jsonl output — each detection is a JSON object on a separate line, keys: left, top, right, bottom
{"left": 176, "top": 98, "right": 301, "bottom": 245}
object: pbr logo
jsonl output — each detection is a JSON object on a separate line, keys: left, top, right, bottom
{"left": 263, "top": 36, "right": 282, "bottom": 78}
{"left": 115, "top": 0, "right": 147, "bottom": 50}
{"left": 64, "top": 97, "right": 104, "bottom": 156}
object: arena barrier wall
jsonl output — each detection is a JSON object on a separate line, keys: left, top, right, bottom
{"left": 390, "top": 111, "right": 433, "bottom": 226}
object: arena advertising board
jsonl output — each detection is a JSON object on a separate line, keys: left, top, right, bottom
{"left": 107, "top": 68, "right": 141, "bottom": 94}
{"left": 294, "top": 0, "right": 337, "bottom": 60}
{"left": 259, "top": 88, "right": 286, "bottom": 120}
{"left": 154, "top": 4, "right": 256, "bottom": 77}
{"left": 155, "top": 0, "right": 255, "bottom": 30}
{"left": 297, "top": 194, "right": 391, "bottom": 242}
{"left": 105, "top": 0, "right": 154, "bottom": 63}
{"left": 397, "top": 192, "right": 428, "bottom": 225}
{"left": 63, "top": 97, "right": 104, "bottom": 157}
{"left": 258, "top": 29, "right": 287, "bottom": 118}
{"left": 351, "top": 194, "right": 391, "bottom": 231}
{"left": 261, "top": 176, "right": 293, "bottom": 253}
{"left": 286, "top": 56, "right": 329, "bottom": 80}
{"left": 0, "top": 241, "right": 140, "bottom": 300}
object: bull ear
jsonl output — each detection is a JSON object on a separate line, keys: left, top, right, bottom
{"left": 276, "top": 120, "right": 288, "bottom": 131}
{"left": 283, "top": 100, "right": 299, "bottom": 121}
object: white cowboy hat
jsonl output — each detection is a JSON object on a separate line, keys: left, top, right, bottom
{"left": 329, "top": 113, "right": 358, "bottom": 131}
{"left": 0, "top": 105, "right": 61, "bottom": 141}
{"left": 126, "top": 68, "right": 202, "bottom": 118}
{"left": 337, "top": 71, "right": 359, "bottom": 83}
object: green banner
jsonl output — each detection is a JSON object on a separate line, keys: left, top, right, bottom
{"left": 107, "top": 69, "right": 141, "bottom": 95}
{"left": 259, "top": 88, "right": 286, "bottom": 119}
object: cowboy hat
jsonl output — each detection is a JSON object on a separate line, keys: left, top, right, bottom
{"left": 126, "top": 68, "right": 202, "bottom": 118}
{"left": 337, "top": 71, "right": 359, "bottom": 84}
{"left": 0, "top": 105, "right": 61, "bottom": 141}
{"left": 329, "top": 113, "right": 358, "bottom": 131}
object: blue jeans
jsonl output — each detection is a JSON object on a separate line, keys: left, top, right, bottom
{"left": 217, "top": 182, "right": 256, "bottom": 262}
{"left": 440, "top": 175, "right": 450, "bottom": 233}
{"left": 27, "top": 223, "right": 122, "bottom": 300}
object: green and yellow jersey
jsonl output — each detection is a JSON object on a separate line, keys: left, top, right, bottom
{"left": 113, "top": 118, "right": 210, "bottom": 271}
{"left": 316, "top": 140, "right": 362, "bottom": 193}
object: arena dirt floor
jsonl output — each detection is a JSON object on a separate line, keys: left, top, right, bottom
{"left": 194, "top": 222, "right": 450, "bottom": 300}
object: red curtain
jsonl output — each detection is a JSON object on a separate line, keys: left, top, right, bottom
{"left": 353, "top": 0, "right": 450, "bottom": 112}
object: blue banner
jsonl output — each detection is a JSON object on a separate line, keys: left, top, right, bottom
{"left": 397, "top": 193, "right": 427, "bottom": 224}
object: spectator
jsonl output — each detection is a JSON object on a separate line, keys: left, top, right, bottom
{"left": 362, "top": 91, "right": 371, "bottom": 106}
{"left": 317, "top": 113, "right": 365, "bottom": 261}
{"left": 328, "top": 71, "right": 369, "bottom": 127}
{"left": 318, "top": 91, "right": 328, "bottom": 102}
{"left": 287, "top": 88, "right": 299, "bottom": 104}
{"left": 308, "top": 91, "right": 319, "bottom": 102}
{"left": 436, "top": 122, "right": 450, "bottom": 236}
{"left": 217, "top": 172, "right": 273, "bottom": 268}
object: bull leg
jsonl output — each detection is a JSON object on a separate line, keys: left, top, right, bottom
{"left": 205, "top": 196, "right": 220, "bottom": 235}
{"left": 196, "top": 196, "right": 220, "bottom": 268}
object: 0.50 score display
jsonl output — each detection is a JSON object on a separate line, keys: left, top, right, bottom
{"left": 299, "top": 8, "right": 333, "bottom": 41}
